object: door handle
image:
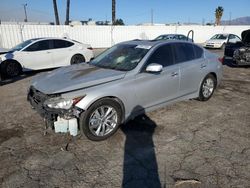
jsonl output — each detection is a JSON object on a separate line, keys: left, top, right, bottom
{"left": 201, "top": 64, "right": 207, "bottom": 68}
{"left": 46, "top": 51, "right": 51, "bottom": 54}
{"left": 171, "top": 72, "right": 178, "bottom": 77}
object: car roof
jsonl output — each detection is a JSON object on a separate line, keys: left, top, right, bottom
{"left": 119, "top": 39, "right": 193, "bottom": 47}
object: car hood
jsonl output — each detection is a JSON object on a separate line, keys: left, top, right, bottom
{"left": 206, "top": 39, "right": 225, "bottom": 44}
{"left": 241, "top": 29, "right": 250, "bottom": 46}
{"left": 31, "top": 63, "right": 126, "bottom": 94}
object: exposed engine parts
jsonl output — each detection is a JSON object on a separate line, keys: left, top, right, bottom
{"left": 233, "top": 47, "right": 250, "bottom": 65}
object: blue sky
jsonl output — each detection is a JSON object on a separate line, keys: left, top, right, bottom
{"left": 0, "top": 0, "right": 249, "bottom": 25}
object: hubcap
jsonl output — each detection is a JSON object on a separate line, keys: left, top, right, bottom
{"left": 6, "top": 63, "right": 19, "bottom": 76}
{"left": 89, "top": 105, "right": 118, "bottom": 137}
{"left": 202, "top": 78, "right": 214, "bottom": 98}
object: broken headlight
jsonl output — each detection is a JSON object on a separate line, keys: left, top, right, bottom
{"left": 44, "top": 96, "right": 84, "bottom": 110}
{"left": 44, "top": 97, "right": 74, "bottom": 110}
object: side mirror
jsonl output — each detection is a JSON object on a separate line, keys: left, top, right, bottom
{"left": 146, "top": 63, "right": 163, "bottom": 73}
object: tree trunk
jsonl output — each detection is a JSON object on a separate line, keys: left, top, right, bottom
{"left": 53, "top": 0, "right": 60, "bottom": 25}
{"left": 112, "top": 0, "right": 116, "bottom": 25}
{"left": 65, "top": 0, "right": 70, "bottom": 25}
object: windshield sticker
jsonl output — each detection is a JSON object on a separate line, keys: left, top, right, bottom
{"left": 135, "top": 45, "right": 152, "bottom": 50}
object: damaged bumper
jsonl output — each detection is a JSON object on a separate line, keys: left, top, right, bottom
{"left": 27, "top": 86, "right": 82, "bottom": 136}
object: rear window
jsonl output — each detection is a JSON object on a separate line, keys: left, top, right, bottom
{"left": 53, "top": 40, "right": 74, "bottom": 49}
{"left": 193, "top": 45, "right": 203, "bottom": 59}
{"left": 173, "top": 43, "right": 195, "bottom": 63}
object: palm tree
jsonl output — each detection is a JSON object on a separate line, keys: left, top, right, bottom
{"left": 112, "top": 0, "right": 116, "bottom": 25}
{"left": 65, "top": 0, "right": 70, "bottom": 25}
{"left": 215, "top": 6, "right": 224, "bottom": 25}
{"left": 53, "top": 0, "right": 60, "bottom": 25}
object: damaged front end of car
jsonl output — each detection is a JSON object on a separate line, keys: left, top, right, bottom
{"left": 233, "top": 29, "right": 250, "bottom": 66}
{"left": 27, "top": 86, "right": 83, "bottom": 136}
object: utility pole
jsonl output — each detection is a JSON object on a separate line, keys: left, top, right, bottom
{"left": 112, "top": 0, "right": 116, "bottom": 25}
{"left": 229, "top": 12, "right": 232, "bottom": 25}
{"left": 65, "top": 0, "right": 70, "bottom": 25}
{"left": 151, "top": 8, "right": 153, "bottom": 25}
{"left": 22, "top": 3, "right": 28, "bottom": 22}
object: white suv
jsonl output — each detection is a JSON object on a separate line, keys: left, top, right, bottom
{"left": 0, "top": 38, "right": 94, "bottom": 78}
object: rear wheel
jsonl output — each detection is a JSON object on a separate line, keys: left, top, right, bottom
{"left": 70, "top": 54, "right": 85, "bottom": 65}
{"left": 79, "top": 98, "right": 122, "bottom": 141}
{"left": 198, "top": 74, "right": 216, "bottom": 101}
{"left": 1, "top": 61, "right": 22, "bottom": 78}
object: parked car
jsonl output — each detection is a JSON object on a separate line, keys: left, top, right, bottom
{"left": 154, "top": 34, "right": 193, "bottom": 42}
{"left": 28, "top": 40, "right": 223, "bottom": 141}
{"left": 203, "top": 34, "right": 241, "bottom": 49}
{"left": 0, "top": 37, "right": 94, "bottom": 78}
{"left": 224, "top": 29, "right": 250, "bottom": 66}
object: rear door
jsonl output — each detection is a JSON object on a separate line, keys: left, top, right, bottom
{"left": 173, "top": 43, "right": 206, "bottom": 96}
{"left": 134, "top": 44, "right": 180, "bottom": 109}
{"left": 50, "top": 39, "right": 75, "bottom": 67}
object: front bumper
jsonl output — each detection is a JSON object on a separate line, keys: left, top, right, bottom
{"left": 204, "top": 43, "right": 222, "bottom": 49}
{"left": 27, "top": 86, "right": 82, "bottom": 123}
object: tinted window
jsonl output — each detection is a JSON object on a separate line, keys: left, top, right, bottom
{"left": 25, "top": 40, "right": 50, "bottom": 51}
{"left": 146, "top": 44, "right": 174, "bottom": 67}
{"left": 193, "top": 45, "right": 203, "bottom": 59}
{"left": 173, "top": 43, "right": 195, "bottom": 63}
{"left": 53, "top": 40, "right": 74, "bottom": 49}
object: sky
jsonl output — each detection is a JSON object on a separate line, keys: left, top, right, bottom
{"left": 0, "top": 0, "right": 249, "bottom": 25}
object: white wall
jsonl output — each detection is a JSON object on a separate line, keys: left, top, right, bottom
{"left": 0, "top": 24, "right": 249, "bottom": 49}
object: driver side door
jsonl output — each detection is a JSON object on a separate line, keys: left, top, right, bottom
{"left": 134, "top": 44, "right": 180, "bottom": 109}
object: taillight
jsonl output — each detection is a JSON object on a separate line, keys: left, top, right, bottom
{"left": 218, "top": 57, "right": 224, "bottom": 64}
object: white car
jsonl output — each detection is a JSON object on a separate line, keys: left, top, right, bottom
{"left": 203, "top": 34, "right": 241, "bottom": 49}
{"left": 0, "top": 38, "right": 94, "bottom": 78}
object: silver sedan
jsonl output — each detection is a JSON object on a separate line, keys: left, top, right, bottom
{"left": 28, "top": 40, "right": 223, "bottom": 141}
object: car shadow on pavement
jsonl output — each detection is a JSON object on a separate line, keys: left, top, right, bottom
{"left": 120, "top": 107, "right": 161, "bottom": 188}
{"left": 0, "top": 69, "right": 53, "bottom": 86}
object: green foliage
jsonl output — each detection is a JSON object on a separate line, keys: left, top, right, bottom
{"left": 114, "top": 18, "right": 125, "bottom": 25}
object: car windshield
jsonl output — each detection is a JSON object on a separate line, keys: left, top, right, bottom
{"left": 89, "top": 44, "right": 150, "bottom": 71}
{"left": 10, "top": 39, "right": 37, "bottom": 51}
{"left": 211, "top": 34, "right": 228, "bottom": 40}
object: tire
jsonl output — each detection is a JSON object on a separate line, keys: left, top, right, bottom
{"left": 1, "top": 61, "right": 22, "bottom": 78}
{"left": 198, "top": 74, "right": 217, "bottom": 101}
{"left": 70, "top": 54, "right": 85, "bottom": 65}
{"left": 79, "top": 98, "right": 122, "bottom": 141}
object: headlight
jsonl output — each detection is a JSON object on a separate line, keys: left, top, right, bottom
{"left": 44, "top": 96, "right": 84, "bottom": 110}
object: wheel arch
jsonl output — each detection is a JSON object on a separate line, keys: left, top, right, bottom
{"left": 85, "top": 96, "right": 126, "bottom": 123}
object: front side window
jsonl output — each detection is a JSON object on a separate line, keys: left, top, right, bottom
{"left": 90, "top": 44, "right": 149, "bottom": 71}
{"left": 146, "top": 44, "right": 174, "bottom": 67}
{"left": 173, "top": 43, "right": 195, "bottom": 63}
{"left": 10, "top": 39, "right": 37, "bottom": 52}
{"left": 24, "top": 40, "right": 50, "bottom": 51}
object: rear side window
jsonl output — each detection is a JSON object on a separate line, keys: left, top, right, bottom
{"left": 193, "top": 45, "right": 203, "bottom": 59}
{"left": 146, "top": 44, "right": 174, "bottom": 67}
{"left": 173, "top": 43, "right": 195, "bottom": 63}
{"left": 53, "top": 40, "right": 74, "bottom": 49}
{"left": 25, "top": 40, "right": 50, "bottom": 51}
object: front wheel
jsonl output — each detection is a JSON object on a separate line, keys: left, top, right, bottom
{"left": 198, "top": 74, "right": 216, "bottom": 101}
{"left": 79, "top": 98, "right": 122, "bottom": 141}
{"left": 1, "top": 61, "right": 21, "bottom": 78}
